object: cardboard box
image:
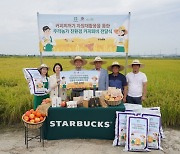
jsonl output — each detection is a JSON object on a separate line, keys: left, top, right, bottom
{"left": 95, "top": 91, "right": 103, "bottom": 97}
{"left": 52, "top": 97, "right": 57, "bottom": 107}
{"left": 66, "top": 101, "right": 77, "bottom": 108}
{"left": 82, "top": 100, "right": 89, "bottom": 108}
{"left": 83, "top": 90, "right": 94, "bottom": 100}
{"left": 56, "top": 97, "right": 61, "bottom": 107}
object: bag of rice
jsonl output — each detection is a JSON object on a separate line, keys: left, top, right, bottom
{"left": 142, "top": 109, "right": 162, "bottom": 150}
{"left": 138, "top": 107, "right": 165, "bottom": 139}
{"left": 149, "top": 107, "right": 165, "bottom": 139}
{"left": 124, "top": 103, "right": 142, "bottom": 112}
{"left": 124, "top": 115, "right": 150, "bottom": 152}
{"left": 142, "top": 113, "right": 162, "bottom": 150}
{"left": 113, "top": 111, "right": 135, "bottom": 146}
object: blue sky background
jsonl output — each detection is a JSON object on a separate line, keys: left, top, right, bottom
{"left": 0, "top": 0, "right": 180, "bottom": 56}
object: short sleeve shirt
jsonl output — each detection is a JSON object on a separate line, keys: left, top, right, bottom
{"left": 126, "top": 72, "right": 147, "bottom": 97}
{"left": 109, "top": 73, "right": 127, "bottom": 91}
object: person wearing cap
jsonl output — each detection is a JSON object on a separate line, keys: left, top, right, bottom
{"left": 70, "top": 56, "right": 87, "bottom": 97}
{"left": 34, "top": 64, "right": 50, "bottom": 109}
{"left": 49, "top": 63, "right": 66, "bottom": 100}
{"left": 125, "top": 59, "right": 147, "bottom": 104}
{"left": 90, "top": 56, "right": 108, "bottom": 90}
{"left": 41, "top": 26, "right": 56, "bottom": 51}
{"left": 108, "top": 61, "right": 128, "bottom": 102}
{"left": 70, "top": 56, "right": 87, "bottom": 71}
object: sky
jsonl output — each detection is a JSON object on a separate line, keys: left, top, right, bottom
{"left": 0, "top": 0, "right": 180, "bottom": 56}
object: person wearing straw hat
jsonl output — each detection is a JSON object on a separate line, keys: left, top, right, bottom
{"left": 114, "top": 26, "right": 128, "bottom": 52}
{"left": 70, "top": 56, "right": 87, "bottom": 71}
{"left": 90, "top": 56, "right": 109, "bottom": 90}
{"left": 33, "top": 64, "right": 50, "bottom": 109}
{"left": 125, "top": 59, "right": 147, "bottom": 104}
{"left": 70, "top": 56, "right": 87, "bottom": 97}
{"left": 108, "top": 61, "right": 128, "bottom": 102}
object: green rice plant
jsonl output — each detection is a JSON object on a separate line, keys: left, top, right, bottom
{"left": 0, "top": 57, "right": 179, "bottom": 127}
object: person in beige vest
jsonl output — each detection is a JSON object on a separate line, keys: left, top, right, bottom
{"left": 49, "top": 63, "right": 67, "bottom": 100}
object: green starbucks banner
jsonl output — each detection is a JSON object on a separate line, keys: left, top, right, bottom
{"left": 43, "top": 103, "right": 125, "bottom": 140}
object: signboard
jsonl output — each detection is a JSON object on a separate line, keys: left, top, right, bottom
{"left": 23, "top": 68, "right": 47, "bottom": 95}
{"left": 43, "top": 104, "right": 125, "bottom": 140}
{"left": 37, "top": 14, "right": 130, "bottom": 52}
{"left": 60, "top": 70, "right": 99, "bottom": 89}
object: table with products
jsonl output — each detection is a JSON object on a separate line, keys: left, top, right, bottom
{"left": 43, "top": 103, "right": 125, "bottom": 140}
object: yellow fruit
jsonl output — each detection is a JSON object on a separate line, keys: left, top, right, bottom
{"left": 105, "top": 95, "right": 110, "bottom": 100}
{"left": 109, "top": 97, "right": 115, "bottom": 101}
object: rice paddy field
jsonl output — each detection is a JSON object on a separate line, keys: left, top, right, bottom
{"left": 0, "top": 56, "right": 179, "bottom": 127}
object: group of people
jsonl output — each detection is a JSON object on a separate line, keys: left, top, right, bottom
{"left": 34, "top": 56, "right": 147, "bottom": 109}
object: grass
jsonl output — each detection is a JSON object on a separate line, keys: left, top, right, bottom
{"left": 0, "top": 56, "right": 179, "bottom": 127}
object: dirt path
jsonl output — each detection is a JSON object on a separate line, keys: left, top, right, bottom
{"left": 0, "top": 126, "right": 179, "bottom": 154}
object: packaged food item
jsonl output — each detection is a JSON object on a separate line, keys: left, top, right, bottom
{"left": 66, "top": 101, "right": 77, "bottom": 108}
{"left": 51, "top": 97, "right": 61, "bottom": 107}
{"left": 94, "top": 97, "right": 100, "bottom": 107}
{"left": 56, "top": 97, "right": 61, "bottom": 107}
{"left": 88, "top": 98, "right": 95, "bottom": 108}
{"left": 52, "top": 97, "right": 57, "bottom": 107}
{"left": 105, "top": 88, "right": 123, "bottom": 102}
{"left": 83, "top": 90, "right": 93, "bottom": 100}
{"left": 124, "top": 103, "right": 142, "bottom": 112}
{"left": 136, "top": 107, "right": 165, "bottom": 139}
{"left": 142, "top": 113, "right": 162, "bottom": 150}
{"left": 113, "top": 111, "right": 136, "bottom": 146}
{"left": 124, "top": 115, "right": 150, "bottom": 152}
{"left": 73, "top": 96, "right": 83, "bottom": 107}
{"left": 95, "top": 91, "right": 103, "bottom": 97}
{"left": 82, "top": 100, "right": 89, "bottom": 108}
{"left": 149, "top": 107, "right": 165, "bottom": 139}
{"left": 139, "top": 108, "right": 163, "bottom": 150}
{"left": 99, "top": 95, "right": 108, "bottom": 108}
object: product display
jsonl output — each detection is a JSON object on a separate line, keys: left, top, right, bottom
{"left": 104, "top": 87, "right": 123, "bottom": 106}
{"left": 113, "top": 111, "right": 136, "bottom": 146}
{"left": 22, "top": 109, "right": 46, "bottom": 129}
{"left": 66, "top": 101, "right": 77, "bottom": 108}
{"left": 113, "top": 104, "right": 164, "bottom": 152}
{"left": 125, "top": 115, "right": 150, "bottom": 152}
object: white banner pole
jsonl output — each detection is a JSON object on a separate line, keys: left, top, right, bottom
{"left": 37, "top": 12, "right": 43, "bottom": 64}
{"left": 125, "top": 12, "right": 131, "bottom": 75}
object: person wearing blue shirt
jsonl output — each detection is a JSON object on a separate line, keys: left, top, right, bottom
{"left": 108, "top": 61, "right": 127, "bottom": 103}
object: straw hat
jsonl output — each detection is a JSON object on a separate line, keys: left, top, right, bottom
{"left": 128, "top": 59, "right": 145, "bottom": 68}
{"left": 70, "top": 56, "right": 87, "bottom": 66}
{"left": 89, "top": 56, "right": 107, "bottom": 65}
{"left": 38, "top": 64, "right": 49, "bottom": 70}
{"left": 114, "top": 26, "right": 128, "bottom": 35}
{"left": 107, "top": 61, "right": 124, "bottom": 72}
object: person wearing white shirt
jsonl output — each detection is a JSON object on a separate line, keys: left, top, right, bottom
{"left": 49, "top": 63, "right": 66, "bottom": 99}
{"left": 124, "top": 59, "right": 147, "bottom": 104}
